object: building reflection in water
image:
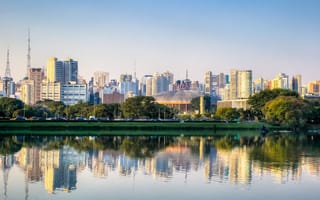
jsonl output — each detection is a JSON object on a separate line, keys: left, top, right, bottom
{"left": 0, "top": 154, "right": 14, "bottom": 199}
{"left": 38, "top": 146, "right": 86, "bottom": 193}
{"left": 1, "top": 135, "right": 320, "bottom": 196}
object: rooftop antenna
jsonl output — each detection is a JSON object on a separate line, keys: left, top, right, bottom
{"left": 134, "top": 59, "right": 136, "bottom": 79}
{"left": 4, "top": 48, "right": 11, "bottom": 78}
{"left": 186, "top": 69, "right": 188, "bottom": 80}
{"left": 27, "top": 28, "right": 31, "bottom": 74}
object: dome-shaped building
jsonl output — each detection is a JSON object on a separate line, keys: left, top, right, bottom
{"left": 154, "top": 89, "right": 202, "bottom": 114}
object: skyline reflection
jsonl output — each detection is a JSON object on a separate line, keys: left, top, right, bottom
{"left": 0, "top": 134, "right": 320, "bottom": 198}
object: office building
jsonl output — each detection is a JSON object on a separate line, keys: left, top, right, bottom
{"left": 46, "top": 57, "right": 78, "bottom": 84}
{"left": 40, "top": 81, "right": 61, "bottom": 102}
{"left": 20, "top": 79, "right": 35, "bottom": 105}
{"left": 28, "top": 68, "right": 44, "bottom": 103}
{"left": 271, "top": 73, "right": 289, "bottom": 89}
{"left": 238, "top": 70, "right": 252, "bottom": 98}
{"left": 204, "top": 71, "right": 212, "bottom": 95}
{"left": 229, "top": 69, "right": 252, "bottom": 100}
{"left": 94, "top": 71, "right": 109, "bottom": 88}
{"left": 292, "top": 75, "right": 302, "bottom": 95}
{"left": 308, "top": 81, "right": 320, "bottom": 95}
{"left": 61, "top": 81, "right": 87, "bottom": 105}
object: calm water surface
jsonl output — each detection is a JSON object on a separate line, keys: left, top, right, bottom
{"left": 0, "top": 133, "right": 320, "bottom": 200}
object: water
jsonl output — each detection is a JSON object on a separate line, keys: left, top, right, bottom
{"left": 0, "top": 134, "right": 320, "bottom": 200}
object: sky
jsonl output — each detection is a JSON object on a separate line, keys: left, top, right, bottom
{"left": 0, "top": 0, "right": 319, "bottom": 84}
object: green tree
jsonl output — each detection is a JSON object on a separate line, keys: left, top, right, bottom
{"left": 67, "top": 101, "right": 93, "bottom": 118}
{"left": 248, "top": 89, "right": 299, "bottom": 120}
{"left": 262, "top": 96, "right": 310, "bottom": 129}
{"left": 215, "top": 107, "right": 240, "bottom": 121}
{"left": 0, "top": 97, "right": 24, "bottom": 118}
{"left": 37, "top": 100, "right": 66, "bottom": 117}
{"left": 93, "top": 103, "right": 120, "bottom": 120}
{"left": 0, "top": 136, "right": 22, "bottom": 155}
{"left": 121, "top": 96, "right": 158, "bottom": 119}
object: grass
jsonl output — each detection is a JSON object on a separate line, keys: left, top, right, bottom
{"left": 0, "top": 121, "right": 281, "bottom": 136}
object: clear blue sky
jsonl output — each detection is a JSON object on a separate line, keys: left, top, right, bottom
{"left": 0, "top": 0, "right": 319, "bottom": 84}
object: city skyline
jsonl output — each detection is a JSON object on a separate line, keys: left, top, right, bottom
{"left": 0, "top": 0, "right": 319, "bottom": 83}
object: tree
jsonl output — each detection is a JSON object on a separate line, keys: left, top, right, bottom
{"left": 214, "top": 107, "right": 240, "bottom": 121}
{"left": 93, "top": 104, "right": 120, "bottom": 120}
{"left": 248, "top": 89, "right": 299, "bottom": 120}
{"left": 121, "top": 96, "right": 158, "bottom": 119}
{"left": 262, "top": 96, "right": 310, "bottom": 129}
{"left": 37, "top": 100, "right": 66, "bottom": 117}
{"left": 0, "top": 97, "right": 24, "bottom": 118}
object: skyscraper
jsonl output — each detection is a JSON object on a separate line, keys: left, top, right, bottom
{"left": 152, "top": 72, "right": 169, "bottom": 95}
{"left": 271, "top": 73, "right": 289, "bottom": 89}
{"left": 46, "top": 57, "right": 78, "bottom": 84}
{"left": 46, "top": 57, "right": 64, "bottom": 83}
{"left": 292, "top": 75, "right": 302, "bottom": 95}
{"left": 229, "top": 69, "right": 238, "bottom": 100}
{"left": 28, "top": 68, "right": 44, "bottom": 103}
{"left": 229, "top": 69, "right": 252, "bottom": 99}
{"left": 204, "top": 71, "right": 212, "bottom": 95}
{"left": 238, "top": 70, "right": 252, "bottom": 98}
{"left": 64, "top": 58, "right": 78, "bottom": 83}
{"left": 94, "top": 71, "right": 109, "bottom": 88}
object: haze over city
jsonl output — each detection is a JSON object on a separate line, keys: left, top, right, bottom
{"left": 0, "top": 0, "right": 319, "bottom": 83}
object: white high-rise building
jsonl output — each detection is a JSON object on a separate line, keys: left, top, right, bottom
{"left": 94, "top": 71, "right": 109, "bottom": 88}
{"left": 145, "top": 76, "right": 153, "bottom": 96}
{"left": 271, "top": 73, "right": 289, "bottom": 89}
{"left": 238, "top": 70, "right": 252, "bottom": 98}
{"left": 204, "top": 71, "right": 212, "bottom": 95}
{"left": 152, "top": 72, "right": 169, "bottom": 96}
{"left": 228, "top": 69, "right": 252, "bottom": 100}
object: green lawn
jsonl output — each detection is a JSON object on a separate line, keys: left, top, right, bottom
{"left": 0, "top": 121, "right": 281, "bottom": 136}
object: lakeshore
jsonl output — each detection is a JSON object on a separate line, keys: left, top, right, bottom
{"left": 0, "top": 120, "right": 286, "bottom": 136}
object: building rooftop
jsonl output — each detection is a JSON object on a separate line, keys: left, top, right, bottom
{"left": 154, "top": 89, "right": 202, "bottom": 104}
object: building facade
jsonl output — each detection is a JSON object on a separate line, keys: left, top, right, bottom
{"left": 271, "top": 73, "right": 289, "bottom": 89}
{"left": 41, "top": 81, "right": 61, "bottom": 102}
{"left": 28, "top": 68, "right": 44, "bottom": 103}
{"left": 61, "top": 82, "right": 87, "bottom": 105}
{"left": 94, "top": 71, "right": 109, "bottom": 88}
{"left": 46, "top": 57, "right": 78, "bottom": 84}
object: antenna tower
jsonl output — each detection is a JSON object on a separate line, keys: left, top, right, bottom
{"left": 4, "top": 49, "right": 11, "bottom": 77}
{"left": 27, "top": 28, "right": 31, "bottom": 72}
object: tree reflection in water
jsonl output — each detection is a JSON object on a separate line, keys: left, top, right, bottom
{"left": 0, "top": 133, "right": 320, "bottom": 195}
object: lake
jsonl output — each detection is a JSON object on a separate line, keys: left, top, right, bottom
{"left": 0, "top": 133, "right": 320, "bottom": 200}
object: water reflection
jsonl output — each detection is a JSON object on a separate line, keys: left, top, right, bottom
{"left": 0, "top": 134, "right": 320, "bottom": 198}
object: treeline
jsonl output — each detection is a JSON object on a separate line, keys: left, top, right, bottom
{"left": 0, "top": 96, "right": 178, "bottom": 120}
{"left": 1, "top": 89, "right": 320, "bottom": 129}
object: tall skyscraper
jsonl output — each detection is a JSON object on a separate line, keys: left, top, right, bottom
{"left": 238, "top": 70, "right": 252, "bottom": 98}
{"left": 271, "top": 73, "right": 289, "bottom": 89}
{"left": 229, "top": 69, "right": 238, "bottom": 100}
{"left": 46, "top": 57, "right": 63, "bottom": 83}
{"left": 94, "top": 71, "right": 109, "bottom": 88}
{"left": 140, "top": 75, "right": 153, "bottom": 96}
{"left": 229, "top": 69, "right": 252, "bottom": 99}
{"left": 145, "top": 76, "right": 153, "bottom": 96}
{"left": 28, "top": 68, "right": 44, "bottom": 103}
{"left": 292, "top": 75, "right": 302, "bottom": 95}
{"left": 204, "top": 71, "right": 212, "bottom": 95}
{"left": 46, "top": 57, "right": 78, "bottom": 84}
{"left": 64, "top": 58, "right": 78, "bottom": 83}
{"left": 152, "top": 72, "right": 169, "bottom": 95}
